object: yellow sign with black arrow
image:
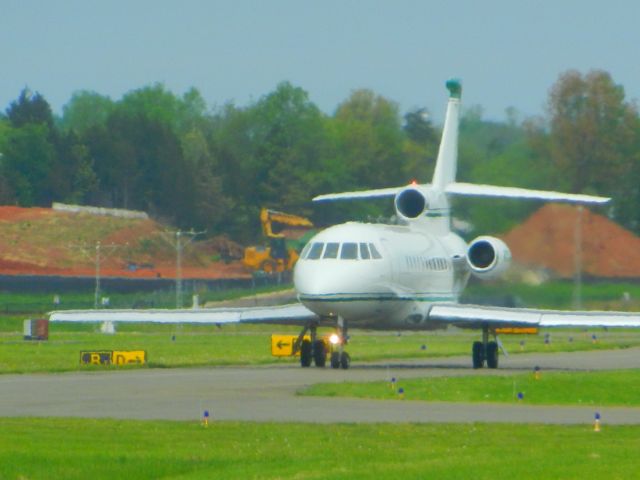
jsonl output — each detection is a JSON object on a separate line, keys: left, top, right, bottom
{"left": 271, "top": 334, "right": 310, "bottom": 357}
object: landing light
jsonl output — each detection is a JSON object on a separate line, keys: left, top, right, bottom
{"left": 329, "top": 333, "right": 340, "bottom": 345}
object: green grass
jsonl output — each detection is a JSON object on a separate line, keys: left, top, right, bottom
{"left": 2, "top": 323, "right": 640, "bottom": 374}
{"left": 463, "top": 280, "right": 640, "bottom": 310}
{"left": 0, "top": 419, "right": 638, "bottom": 479}
{"left": 0, "top": 283, "right": 293, "bottom": 315}
{"left": 303, "top": 370, "right": 640, "bottom": 407}
{"left": 2, "top": 279, "right": 640, "bottom": 315}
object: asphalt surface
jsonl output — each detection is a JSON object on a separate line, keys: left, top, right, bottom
{"left": 2, "top": 348, "right": 640, "bottom": 425}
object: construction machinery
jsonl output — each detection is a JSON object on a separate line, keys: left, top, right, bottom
{"left": 242, "top": 208, "right": 313, "bottom": 273}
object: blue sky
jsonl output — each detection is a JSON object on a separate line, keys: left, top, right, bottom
{"left": 1, "top": 0, "right": 639, "bottom": 122}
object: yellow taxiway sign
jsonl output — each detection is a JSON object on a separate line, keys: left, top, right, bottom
{"left": 271, "top": 334, "right": 308, "bottom": 356}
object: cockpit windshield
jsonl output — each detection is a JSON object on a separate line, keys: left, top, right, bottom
{"left": 306, "top": 242, "right": 324, "bottom": 260}
{"left": 340, "top": 243, "right": 358, "bottom": 259}
{"left": 323, "top": 242, "right": 339, "bottom": 259}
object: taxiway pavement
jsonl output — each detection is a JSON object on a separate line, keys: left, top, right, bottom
{"left": 1, "top": 348, "right": 639, "bottom": 424}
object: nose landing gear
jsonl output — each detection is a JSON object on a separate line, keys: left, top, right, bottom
{"left": 330, "top": 316, "right": 350, "bottom": 369}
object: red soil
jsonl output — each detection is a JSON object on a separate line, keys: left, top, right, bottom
{"left": 502, "top": 204, "right": 640, "bottom": 278}
{"left": 0, "top": 206, "right": 250, "bottom": 279}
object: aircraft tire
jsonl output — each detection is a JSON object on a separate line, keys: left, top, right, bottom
{"left": 486, "top": 341, "right": 499, "bottom": 369}
{"left": 472, "top": 341, "right": 484, "bottom": 369}
{"left": 330, "top": 351, "right": 340, "bottom": 369}
{"left": 300, "top": 339, "right": 312, "bottom": 367}
{"left": 339, "top": 352, "right": 351, "bottom": 370}
{"left": 313, "top": 340, "right": 326, "bottom": 367}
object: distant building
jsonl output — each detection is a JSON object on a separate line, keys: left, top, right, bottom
{"left": 502, "top": 204, "right": 640, "bottom": 279}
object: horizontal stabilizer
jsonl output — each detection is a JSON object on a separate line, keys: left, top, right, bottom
{"left": 313, "top": 186, "right": 406, "bottom": 202}
{"left": 445, "top": 182, "right": 610, "bottom": 204}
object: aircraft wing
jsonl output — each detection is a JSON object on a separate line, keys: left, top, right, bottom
{"left": 49, "top": 303, "right": 318, "bottom": 325}
{"left": 429, "top": 303, "right": 640, "bottom": 328}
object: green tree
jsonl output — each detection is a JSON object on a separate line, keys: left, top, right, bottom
{"left": 208, "top": 83, "right": 335, "bottom": 240}
{"left": 53, "top": 132, "right": 97, "bottom": 203}
{"left": 181, "top": 128, "right": 232, "bottom": 232}
{"left": 119, "top": 84, "right": 207, "bottom": 135}
{"left": 2, "top": 123, "right": 56, "bottom": 205}
{"left": 6, "top": 88, "right": 54, "bottom": 129}
{"left": 334, "top": 89, "right": 407, "bottom": 189}
{"left": 85, "top": 109, "right": 194, "bottom": 222}
{"left": 60, "top": 91, "right": 115, "bottom": 134}
{"left": 402, "top": 107, "right": 439, "bottom": 182}
{"left": 547, "top": 70, "right": 639, "bottom": 193}
{"left": 544, "top": 70, "right": 640, "bottom": 230}
{"left": 208, "top": 103, "right": 260, "bottom": 239}
{"left": 0, "top": 118, "right": 13, "bottom": 203}
{"left": 2, "top": 89, "right": 63, "bottom": 206}
{"left": 252, "top": 82, "right": 331, "bottom": 210}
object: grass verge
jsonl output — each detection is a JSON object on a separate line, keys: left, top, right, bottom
{"left": 1, "top": 325, "right": 640, "bottom": 374}
{"left": 2, "top": 323, "right": 640, "bottom": 374}
{"left": 1, "top": 419, "right": 639, "bottom": 480}
{"left": 302, "top": 370, "right": 640, "bottom": 407}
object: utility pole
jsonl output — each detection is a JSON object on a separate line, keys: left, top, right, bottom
{"left": 69, "top": 241, "right": 125, "bottom": 309}
{"left": 573, "top": 206, "right": 583, "bottom": 310}
{"left": 95, "top": 241, "right": 101, "bottom": 309}
{"left": 176, "top": 231, "right": 183, "bottom": 308}
{"left": 160, "top": 229, "right": 204, "bottom": 308}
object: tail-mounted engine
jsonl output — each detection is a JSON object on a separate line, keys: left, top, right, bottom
{"left": 394, "top": 187, "right": 428, "bottom": 221}
{"left": 466, "top": 236, "right": 511, "bottom": 279}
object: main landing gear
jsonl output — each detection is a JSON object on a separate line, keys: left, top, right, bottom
{"left": 294, "top": 317, "right": 350, "bottom": 369}
{"left": 294, "top": 320, "right": 326, "bottom": 368}
{"left": 472, "top": 324, "right": 499, "bottom": 369}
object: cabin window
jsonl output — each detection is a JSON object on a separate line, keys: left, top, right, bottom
{"left": 369, "top": 243, "right": 382, "bottom": 259}
{"left": 306, "top": 242, "right": 324, "bottom": 260}
{"left": 359, "top": 243, "right": 370, "bottom": 260}
{"left": 323, "top": 242, "right": 339, "bottom": 259}
{"left": 341, "top": 242, "right": 358, "bottom": 259}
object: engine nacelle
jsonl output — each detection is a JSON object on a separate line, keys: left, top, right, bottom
{"left": 394, "top": 187, "right": 428, "bottom": 221}
{"left": 467, "top": 236, "right": 511, "bottom": 279}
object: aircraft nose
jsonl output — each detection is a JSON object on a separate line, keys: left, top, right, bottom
{"left": 293, "top": 262, "right": 333, "bottom": 295}
{"left": 294, "top": 261, "right": 344, "bottom": 296}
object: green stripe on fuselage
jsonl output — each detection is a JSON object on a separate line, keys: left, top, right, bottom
{"left": 299, "top": 294, "right": 456, "bottom": 303}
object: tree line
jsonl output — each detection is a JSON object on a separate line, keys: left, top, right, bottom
{"left": 0, "top": 69, "right": 638, "bottom": 243}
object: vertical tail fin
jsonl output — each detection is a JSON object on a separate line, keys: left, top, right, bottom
{"left": 431, "top": 79, "right": 462, "bottom": 190}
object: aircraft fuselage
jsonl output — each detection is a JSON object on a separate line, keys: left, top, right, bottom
{"left": 294, "top": 221, "right": 469, "bottom": 329}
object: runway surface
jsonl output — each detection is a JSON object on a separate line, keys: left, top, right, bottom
{"left": 2, "top": 348, "right": 640, "bottom": 425}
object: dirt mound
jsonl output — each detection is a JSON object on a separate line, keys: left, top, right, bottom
{"left": 502, "top": 204, "right": 640, "bottom": 278}
{"left": 0, "top": 206, "right": 250, "bottom": 279}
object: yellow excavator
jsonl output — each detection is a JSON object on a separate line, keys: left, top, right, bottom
{"left": 242, "top": 208, "right": 313, "bottom": 273}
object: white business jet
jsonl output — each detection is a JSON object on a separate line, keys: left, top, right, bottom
{"left": 51, "top": 79, "right": 640, "bottom": 369}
